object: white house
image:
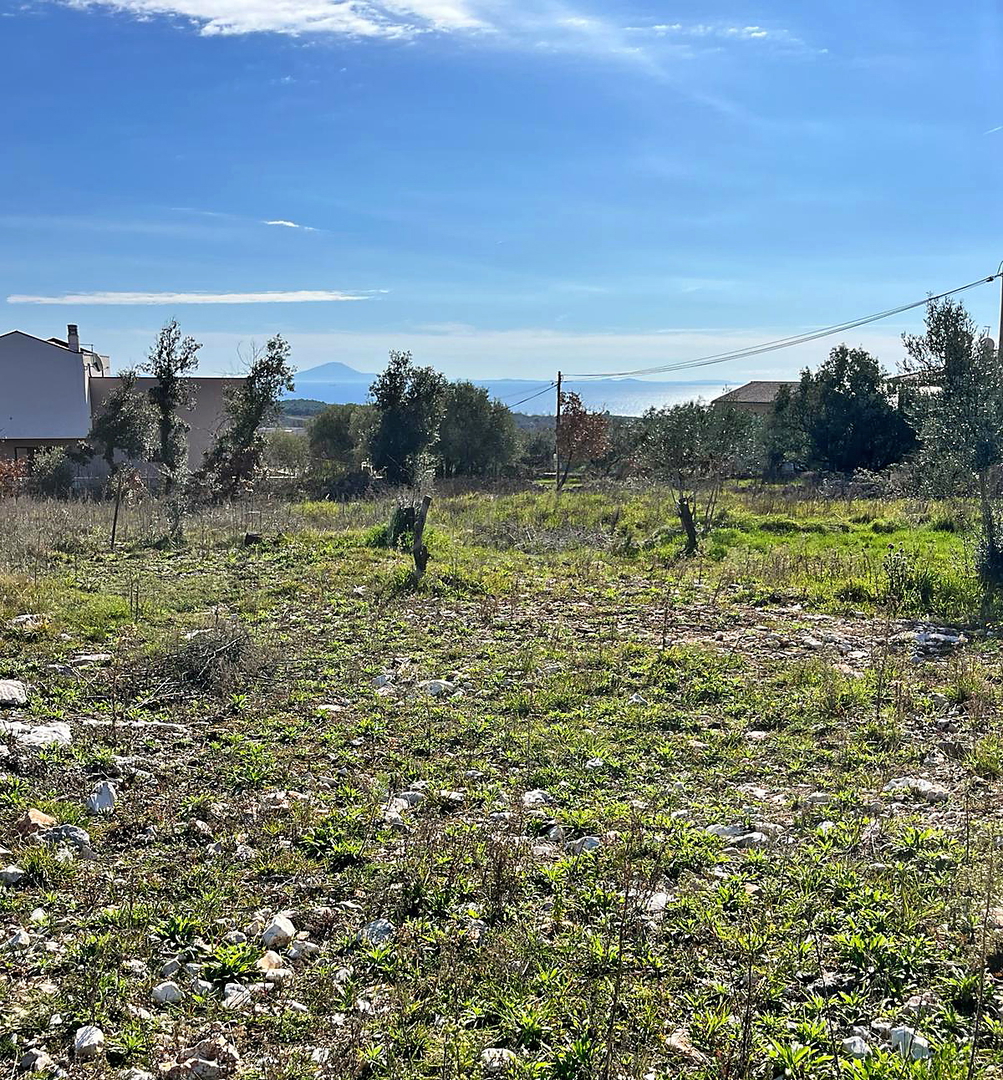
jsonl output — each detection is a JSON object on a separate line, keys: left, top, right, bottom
{"left": 0, "top": 324, "right": 244, "bottom": 470}
{"left": 0, "top": 326, "right": 109, "bottom": 461}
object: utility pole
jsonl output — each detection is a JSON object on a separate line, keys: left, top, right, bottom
{"left": 554, "top": 371, "right": 562, "bottom": 489}
{"left": 997, "top": 267, "right": 1003, "bottom": 359}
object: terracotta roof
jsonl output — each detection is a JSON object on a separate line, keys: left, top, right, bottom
{"left": 712, "top": 380, "right": 796, "bottom": 404}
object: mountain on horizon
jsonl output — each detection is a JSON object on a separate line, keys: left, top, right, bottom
{"left": 291, "top": 361, "right": 727, "bottom": 416}
{"left": 296, "top": 360, "right": 376, "bottom": 383}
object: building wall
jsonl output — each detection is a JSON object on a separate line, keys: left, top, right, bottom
{"left": 0, "top": 335, "right": 246, "bottom": 476}
{"left": 88, "top": 376, "right": 245, "bottom": 469}
{"left": 0, "top": 332, "right": 92, "bottom": 442}
{"left": 0, "top": 437, "right": 80, "bottom": 463}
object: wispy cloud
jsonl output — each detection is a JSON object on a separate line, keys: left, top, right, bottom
{"left": 626, "top": 21, "right": 821, "bottom": 54}
{"left": 7, "top": 290, "right": 372, "bottom": 305}
{"left": 263, "top": 219, "right": 316, "bottom": 231}
{"left": 30, "top": 1, "right": 820, "bottom": 126}
{"left": 49, "top": 0, "right": 488, "bottom": 38}
{"left": 41, "top": 0, "right": 818, "bottom": 67}
{"left": 985, "top": 125, "right": 1003, "bottom": 135}
{"left": 638, "top": 24, "right": 770, "bottom": 40}
{"left": 173, "top": 207, "right": 321, "bottom": 232}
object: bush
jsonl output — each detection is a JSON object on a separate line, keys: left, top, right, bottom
{"left": 0, "top": 459, "right": 28, "bottom": 496}
{"left": 147, "top": 619, "right": 270, "bottom": 698}
{"left": 869, "top": 517, "right": 905, "bottom": 534}
{"left": 306, "top": 465, "right": 374, "bottom": 501}
{"left": 929, "top": 511, "right": 965, "bottom": 533}
{"left": 366, "top": 504, "right": 423, "bottom": 550}
{"left": 29, "top": 448, "right": 75, "bottom": 498}
{"left": 977, "top": 506, "right": 1003, "bottom": 595}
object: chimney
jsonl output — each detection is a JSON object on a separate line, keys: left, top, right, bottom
{"left": 67, "top": 324, "right": 80, "bottom": 352}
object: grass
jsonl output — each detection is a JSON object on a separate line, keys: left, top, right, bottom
{"left": 0, "top": 483, "right": 1002, "bottom": 1078}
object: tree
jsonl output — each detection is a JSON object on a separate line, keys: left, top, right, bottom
{"left": 264, "top": 430, "right": 309, "bottom": 476}
{"left": 639, "top": 402, "right": 754, "bottom": 554}
{"left": 308, "top": 404, "right": 359, "bottom": 467}
{"left": 80, "top": 369, "right": 157, "bottom": 546}
{"left": 29, "top": 447, "right": 75, "bottom": 499}
{"left": 144, "top": 320, "right": 201, "bottom": 494}
{"left": 556, "top": 392, "right": 609, "bottom": 490}
{"left": 437, "top": 381, "right": 517, "bottom": 476}
{"left": 369, "top": 351, "right": 446, "bottom": 486}
{"left": 201, "top": 335, "right": 296, "bottom": 498}
{"left": 778, "top": 345, "right": 914, "bottom": 473}
{"left": 349, "top": 405, "right": 378, "bottom": 467}
{"left": 84, "top": 371, "right": 154, "bottom": 472}
{"left": 761, "top": 384, "right": 799, "bottom": 477}
{"left": 519, "top": 427, "right": 555, "bottom": 473}
{"left": 903, "top": 298, "right": 1003, "bottom": 589}
{"left": 594, "top": 416, "right": 642, "bottom": 479}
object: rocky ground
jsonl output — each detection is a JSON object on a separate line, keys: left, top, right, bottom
{"left": 1, "top": 527, "right": 1002, "bottom": 1079}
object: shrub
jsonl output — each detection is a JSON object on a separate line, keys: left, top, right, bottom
{"left": 367, "top": 503, "right": 426, "bottom": 550}
{"left": 148, "top": 619, "right": 270, "bottom": 698}
{"left": 29, "top": 448, "right": 75, "bottom": 498}
{"left": 976, "top": 502, "right": 1003, "bottom": 595}
{"left": 0, "top": 459, "right": 28, "bottom": 496}
{"left": 307, "top": 465, "right": 374, "bottom": 501}
{"left": 869, "top": 517, "right": 905, "bottom": 534}
{"left": 929, "top": 510, "right": 966, "bottom": 533}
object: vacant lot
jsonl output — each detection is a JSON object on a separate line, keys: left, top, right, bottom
{"left": 1, "top": 487, "right": 1002, "bottom": 1079}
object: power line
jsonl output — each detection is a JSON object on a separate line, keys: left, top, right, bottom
{"left": 507, "top": 383, "right": 558, "bottom": 409}
{"left": 498, "top": 382, "right": 561, "bottom": 403}
{"left": 564, "top": 272, "right": 998, "bottom": 380}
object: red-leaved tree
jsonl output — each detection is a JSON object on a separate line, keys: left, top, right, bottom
{"left": 556, "top": 392, "right": 609, "bottom": 490}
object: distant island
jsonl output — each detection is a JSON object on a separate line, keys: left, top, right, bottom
{"left": 290, "top": 361, "right": 726, "bottom": 416}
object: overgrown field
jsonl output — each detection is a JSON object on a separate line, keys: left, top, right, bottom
{"left": 2, "top": 486, "right": 1003, "bottom": 1080}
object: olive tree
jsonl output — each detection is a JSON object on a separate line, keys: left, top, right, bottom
{"left": 201, "top": 335, "right": 296, "bottom": 499}
{"left": 84, "top": 370, "right": 154, "bottom": 472}
{"left": 143, "top": 320, "right": 201, "bottom": 495}
{"left": 369, "top": 351, "right": 446, "bottom": 486}
{"left": 437, "top": 381, "right": 517, "bottom": 476}
{"left": 903, "top": 298, "right": 1003, "bottom": 590}
{"left": 309, "top": 404, "right": 359, "bottom": 468}
{"left": 639, "top": 402, "right": 754, "bottom": 554}
{"left": 81, "top": 369, "right": 156, "bottom": 545}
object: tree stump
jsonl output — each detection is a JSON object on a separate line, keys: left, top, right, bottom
{"left": 412, "top": 495, "right": 432, "bottom": 580}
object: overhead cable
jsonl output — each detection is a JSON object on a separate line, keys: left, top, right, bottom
{"left": 564, "top": 273, "right": 997, "bottom": 380}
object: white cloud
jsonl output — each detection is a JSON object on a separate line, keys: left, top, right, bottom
{"left": 7, "top": 290, "right": 371, "bottom": 305}
{"left": 56, "top": 0, "right": 488, "bottom": 37}
{"left": 45, "top": 0, "right": 816, "bottom": 68}
{"left": 627, "top": 21, "right": 817, "bottom": 52}
{"left": 263, "top": 219, "right": 316, "bottom": 230}
{"left": 985, "top": 125, "right": 1003, "bottom": 135}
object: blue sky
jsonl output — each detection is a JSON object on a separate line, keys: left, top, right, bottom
{"left": 2, "top": 0, "right": 1002, "bottom": 390}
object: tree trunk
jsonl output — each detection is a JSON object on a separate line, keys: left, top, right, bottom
{"left": 979, "top": 469, "right": 995, "bottom": 553}
{"left": 678, "top": 496, "right": 698, "bottom": 556}
{"left": 412, "top": 495, "right": 432, "bottom": 581}
{"left": 110, "top": 471, "right": 124, "bottom": 550}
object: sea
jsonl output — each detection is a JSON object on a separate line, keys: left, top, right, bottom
{"left": 293, "top": 377, "right": 729, "bottom": 417}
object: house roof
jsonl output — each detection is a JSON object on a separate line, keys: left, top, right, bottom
{"left": 0, "top": 329, "right": 73, "bottom": 350}
{"left": 887, "top": 369, "right": 939, "bottom": 386}
{"left": 713, "top": 380, "right": 796, "bottom": 404}
{"left": 1, "top": 329, "right": 98, "bottom": 356}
